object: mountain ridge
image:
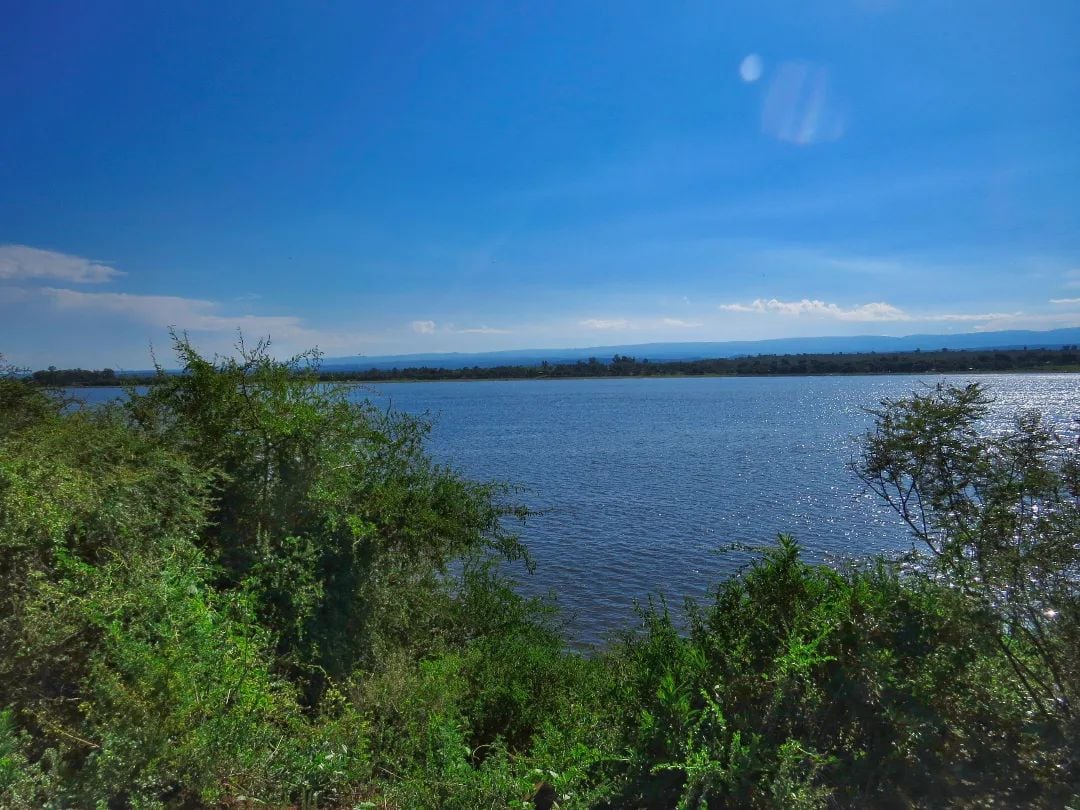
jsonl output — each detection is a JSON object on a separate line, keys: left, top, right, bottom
{"left": 321, "top": 327, "right": 1080, "bottom": 370}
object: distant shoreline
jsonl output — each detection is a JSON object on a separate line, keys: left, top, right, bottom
{"left": 29, "top": 346, "right": 1080, "bottom": 387}
{"left": 340, "top": 368, "right": 1080, "bottom": 384}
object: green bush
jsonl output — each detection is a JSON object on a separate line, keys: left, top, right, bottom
{"left": 858, "top": 381, "right": 1080, "bottom": 795}
{"left": 2, "top": 344, "right": 1076, "bottom": 807}
{"left": 587, "top": 534, "right": 1062, "bottom": 807}
{"left": 1, "top": 338, "right": 539, "bottom": 806}
{"left": 124, "top": 336, "right": 531, "bottom": 692}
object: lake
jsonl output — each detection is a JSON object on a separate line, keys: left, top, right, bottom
{"left": 70, "top": 374, "right": 1079, "bottom": 646}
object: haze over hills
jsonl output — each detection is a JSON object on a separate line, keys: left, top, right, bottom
{"left": 321, "top": 327, "right": 1080, "bottom": 371}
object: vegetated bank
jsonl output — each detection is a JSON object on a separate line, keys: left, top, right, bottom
{"left": 1, "top": 339, "right": 1077, "bottom": 808}
{"left": 26, "top": 344, "right": 1080, "bottom": 386}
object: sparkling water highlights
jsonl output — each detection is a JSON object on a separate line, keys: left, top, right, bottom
{"left": 356, "top": 374, "right": 1078, "bottom": 645}
{"left": 67, "top": 373, "right": 1080, "bottom": 646}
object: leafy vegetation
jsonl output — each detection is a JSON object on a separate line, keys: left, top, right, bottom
{"left": 1, "top": 343, "right": 1077, "bottom": 807}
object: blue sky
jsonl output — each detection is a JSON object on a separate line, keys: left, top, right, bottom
{"left": 2, "top": 0, "right": 1079, "bottom": 368}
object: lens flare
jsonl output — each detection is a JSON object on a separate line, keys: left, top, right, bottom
{"left": 739, "top": 53, "right": 763, "bottom": 83}
{"left": 761, "top": 61, "right": 846, "bottom": 145}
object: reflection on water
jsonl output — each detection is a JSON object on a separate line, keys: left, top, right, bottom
{"left": 69, "top": 373, "right": 1078, "bottom": 645}
{"left": 357, "top": 374, "right": 1078, "bottom": 645}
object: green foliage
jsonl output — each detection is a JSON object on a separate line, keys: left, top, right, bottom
{"left": 0, "top": 709, "right": 48, "bottom": 808}
{"left": 858, "top": 382, "right": 1080, "bottom": 773}
{"left": 125, "top": 334, "right": 530, "bottom": 689}
{"left": 1, "top": 336, "right": 537, "bottom": 806}
{"left": 597, "top": 535, "right": 1054, "bottom": 807}
{"left": 0, "top": 354, "right": 65, "bottom": 439}
{"left": 0, "top": 398, "right": 213, "bottom": 739}
{"left": 2, "top": 341, "right": 1077, "bottom": 808}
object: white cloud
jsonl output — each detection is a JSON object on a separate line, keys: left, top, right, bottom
{"left": 448, "top": 325, "right": 511, "bottom": 335}
{"left": 0, "top": 244, "right": 123, "bottom": 284}
{"left": 408, "top": 320, "right": 511, "bottom": 336}
{"left": 661, "top": 317, "right": 703, "bottom": 328}
{"left": 1051, "top": 297, "right": 1080, "bottom": 305}
{"left": 580, "top": 318, "right": 630, "bottom": 330}
{"left": 719, "top": 298, "right": 906, "bottom": 321}
{"left": 34, "top": 286, "right": 391, "bottom": 357}
{"left": 718, "top": 297, "right": 1017, "bottom": 323}
{"left": 41, "top": 287, "right": 310, "bottom": 336}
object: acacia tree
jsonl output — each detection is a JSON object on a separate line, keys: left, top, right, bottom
{"left": 856, "top": 382, "right": 1079, "bottom": 738}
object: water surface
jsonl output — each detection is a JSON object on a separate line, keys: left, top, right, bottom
{"left": 70, "top": 374, "right": 1079, "bottom": 645}
{"left": 356, "top": 374, "right": 1078, "bottom": 644}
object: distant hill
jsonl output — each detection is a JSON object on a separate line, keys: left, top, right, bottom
{"left": 322, "top": 327, "right": 1080, "bottom": 371}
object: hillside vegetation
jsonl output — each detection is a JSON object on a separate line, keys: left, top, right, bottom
{"left": 1, "top": 339, "right": 1077, "bottom": 808}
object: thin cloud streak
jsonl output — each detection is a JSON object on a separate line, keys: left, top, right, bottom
{"left": 580, "top": 318, "right": 631, "bottom": 330}
{"left": 42, "top": 287, "right": 309, "bottom": 336}
{"left": 577, "top": 316, "right": 705, "bottom": 332}
{"left": 661, "top": 318, "right": 703, "bottom": 328}
{"left": 35, "top": 287, "right": 387, "bottom": 356}
{"left": 448, "top": 326, "right": 511, "bottom": 335}
{"left": 0, "top": 244, "right": 124, "bottom": 284}
{"left": 718, "top": 298, "right": 1015, "bottom": 323}
{"left": 409, "top": 320, "right": 511, "bottom": 335}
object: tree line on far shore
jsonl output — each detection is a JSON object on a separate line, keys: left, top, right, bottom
{"left": 25, "top": 344, "right": 1080, "bottom": 386}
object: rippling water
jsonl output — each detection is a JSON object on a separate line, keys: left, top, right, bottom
{"left": 69, "top": 373, "right": 1079, "bottom": 645}
{"left": 356, "top": 374, "right": 1078, "bottom": 644}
